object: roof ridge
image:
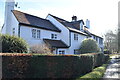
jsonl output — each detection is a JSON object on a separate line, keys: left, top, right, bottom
{"left": 48, "top": 14, "right": 68, "bottom": 22}
{"left": 12, "top": 10, "right": 49, "bottom": 21}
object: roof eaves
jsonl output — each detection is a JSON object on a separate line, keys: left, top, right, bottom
{"left": 91, "top": 33, "right": 103, "bottom": 39}
{"left": 43, "top": 39, "right": 69, "bottom": 48}
{"left": 68, "top": 27, "right": 88, "bottom": 36}
{"left": 19, "top": 23, "right": 61, "bottom": 33}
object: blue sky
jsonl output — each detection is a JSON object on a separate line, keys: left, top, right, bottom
{"left": 0, "top": 0, "right": 119, "bottom": 36}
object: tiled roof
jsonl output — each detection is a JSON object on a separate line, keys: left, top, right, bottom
{"left": 49, "top": 14, "right": 87, "bottom": 36}
{"left": 43, "top": 39, "right": 69, "bottom": 48}
{"left": 12, "top": 10, "right": 61, "bottom": 32}
{"left": 49, "top": 14, "right": 84, "bottom": 30}
{"left": 49, "top": 14, "right": 103, "bottom": 38}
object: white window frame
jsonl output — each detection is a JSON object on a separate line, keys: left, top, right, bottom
{"left": 32, "top": 29, "right": 40, "bottom": 39}
{"left": 37, "top": 30, "right": 40, "bottom": 39}
{"left": 51, "top": 34, "right": 57, "bottom": 39}
{"left": 74, "top": 49, "right": 79, "bottom": 54}
{"left": 32, "top": 29, "right": 36, "bottom": 38}
{"left": 59, "top": 50, "right": 65, "bottom": 54}
{"left": 99, "top": 38, "right": 103, "bottom": 44}
{"left": 74, "top": 33, "right": 78, "bottom": 40}
{"left": 12, "top": 28, "right": 15, "bottom": 35}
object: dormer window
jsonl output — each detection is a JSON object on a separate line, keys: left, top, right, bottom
{"left": 51, "top": 34, "right": 57, "bottom": 39}
{"left": 80, "top": 22, "right": 83, "bottom": 31}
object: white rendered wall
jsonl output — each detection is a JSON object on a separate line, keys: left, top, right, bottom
{"left": 11, "top": 12, "right": 19, "bottom": 36}
{"left": 3, "top": 1, "right": 15, "bottom": 35}
{"left": 67, "top": 32, "right": 87, "bottom": 54}
{"left": 46, "top": 15, "right": 70, "bottom": 47}
{"left": 20, "top": 25, "right": 60, "bottom": 46}
{"left": 1, "top": 25, "right": 6, "bottom": 34}
{"left": 2, "top": 12, "right": 19, "bottom": 36}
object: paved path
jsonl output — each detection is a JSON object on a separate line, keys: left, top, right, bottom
{"left": 103, "top": 55, "right": 120, "bottom": 79}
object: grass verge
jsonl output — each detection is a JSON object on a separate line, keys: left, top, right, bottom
{"left": 76, "top": 64, "right": 108, "bottom": 80}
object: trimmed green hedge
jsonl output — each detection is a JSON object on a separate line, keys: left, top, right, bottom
{"left": 76, "top": 64, "right": 108, "bottom": 80}
{"left": 2, "top": 53, "right": 109, "bottom": 79}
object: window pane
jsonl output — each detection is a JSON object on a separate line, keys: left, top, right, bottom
{"left": 74, "top": 34, "right": 78, "bottom": 40}
{"left": 37, "top": 30, "right": 40, "bottom": 39}
{"left": 51, "top": 34, "right": 57, "bottom": 39}
{"left": 51, "top": 34, "right": 53, "bottom": 39}
{"left": 59, "top": 50, "right": 65, "bottom": 54}
{"left": 13, "top": 28, "right": 15, "bottom": 35}
{"left": 32, "top": 29, "right": 36, "bottom": 38}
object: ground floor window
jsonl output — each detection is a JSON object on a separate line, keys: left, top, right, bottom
{"left": 74, "top": 49, "right": 79, "bottom": 54}
{"left": 59, "top": 50, "right": 65, "bottom": 54}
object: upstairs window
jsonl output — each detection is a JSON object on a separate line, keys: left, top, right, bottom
{"left": 32, "top": 29, "right": 40, "bottom": 39}
{"left": 13, "top": 28, "right": 15, "bottom": 35}
{"left": 96, "top": 37, "right": 98, "bottom": 41}
{"left": 37, "top": 30, "right": 40, "bottom": 39}
{"left": 99, "top": 38, "right": 103, "bottom": 44}
{"left": 51, "top": 34, "right": 57, "bottom": 39}
{"left": 32, "top": 29, "right": 36, "bottom": 38}
{"left": 74, "top": 33, "right": 78, "bottom": 40}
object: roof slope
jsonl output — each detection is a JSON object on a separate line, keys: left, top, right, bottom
{"left": 43, "top": 39, "right": 69, "bottom": 48}
{"left": 12, "top": 10, "right": 61, "bottom": 32}
{"left": 49, "top": 14, "right": 103, "bottom": 38}
{"left": 49, "top": 14, "right": 88, "bottom": 36}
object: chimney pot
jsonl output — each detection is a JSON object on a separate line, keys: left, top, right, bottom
{"left": 72, "top": 16, "right": 77, "bottom": 21}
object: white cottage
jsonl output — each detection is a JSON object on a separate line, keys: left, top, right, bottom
{"left": 1, "top": 0, "right": 104, "bottom": 54}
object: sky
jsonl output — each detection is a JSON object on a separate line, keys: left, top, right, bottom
{"left": 0, "top": 0, "right": 120, "bottom": 36}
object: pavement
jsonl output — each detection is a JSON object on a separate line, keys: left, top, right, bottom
{"left": 103, "top": 55, "right": 120, "bottom": 79}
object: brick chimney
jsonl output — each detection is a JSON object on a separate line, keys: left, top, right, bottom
{"left": 72, "top": 16, "right": 77, "bottom": 22}
{"left": 86, "top": 19, "right": 90, "bottom": 29}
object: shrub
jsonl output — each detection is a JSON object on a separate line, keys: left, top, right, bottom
{"left": 29, "top": 44, "right": 52, "bottom": 54}
{"left": 0, "top": 34, "right": 28, "bottom": 53}
{"left": 79, "top": 39, "right": 100, "bottom": 54}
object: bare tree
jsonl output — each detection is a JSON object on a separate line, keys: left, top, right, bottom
{"left": 29, "top": 44, "right": 52, "bottom": 54}
{"left": 104, "top": 30, "right": 118, "bottom": 53}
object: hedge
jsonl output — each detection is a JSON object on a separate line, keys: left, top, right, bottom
{"left": 77, "top": 64, "right": 108, "bottom": 80}
{"left": 1, "top": 53, "right": 109, "bottom": 79}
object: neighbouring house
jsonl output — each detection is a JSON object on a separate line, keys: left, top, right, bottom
{"left": 1, "top": 0, "right": 104, "bottom": 54}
